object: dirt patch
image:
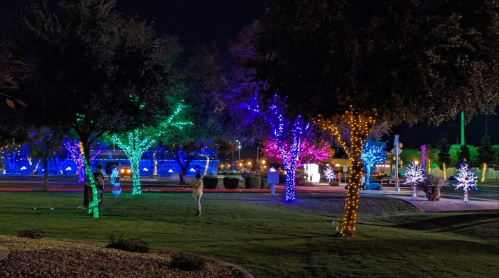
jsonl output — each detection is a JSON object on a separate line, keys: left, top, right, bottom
{"left": 0, "top": 236, "right": 247, "bottom": 278}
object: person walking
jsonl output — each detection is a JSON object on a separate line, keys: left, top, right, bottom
{"left": 192, "top": 173, "right": 203, "bottom": 216}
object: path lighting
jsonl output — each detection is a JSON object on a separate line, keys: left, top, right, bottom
{"left": 414, "top": 160, "right": 419, "bottom": 165}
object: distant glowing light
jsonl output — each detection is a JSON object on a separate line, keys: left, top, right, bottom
{"left": 454, "top": 164, "right": 478, "bottom": 202}
{"left": 190, "top": 168, "right": 195, "bottom": 172}
{"left": 168, "top": 169, "right": 173, "bottom": 173}
{"left": 65, "top": 167, "right": 72, "bottom": 171}
{"left": 20, "top": 166, "right": 27, "bottom": 170}
{"left": 143, "top": 167, "right": 149, "bottom": 172}
{"left": 270, "top": 167, "right": 276, "bottom": 172}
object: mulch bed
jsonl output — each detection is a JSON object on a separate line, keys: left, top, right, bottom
{"left": 0, "top": 236, "right": 244, "bottom": 278}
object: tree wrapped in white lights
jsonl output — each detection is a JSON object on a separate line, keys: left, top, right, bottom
{"left": 404, "top": 162, "right": 425, "bottom": 198}
{"left": 323, "top": 166, "right": 336, "bottom": 183}
{"left": 454, "top": 164, "right": 478, "bottom": 202}
{"left": 361, "top": 140, "right": 386, "bottom": 189}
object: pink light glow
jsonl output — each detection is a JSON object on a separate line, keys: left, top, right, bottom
{"left": 264, "top": 139, "right": 332, "bottom": 168}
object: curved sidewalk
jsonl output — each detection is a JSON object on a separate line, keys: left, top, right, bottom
{"left": 389, "top": 195, "right": 499, "bottom": 213}
{"left": 0, "top": 245, "right": 9, "bottom": 261}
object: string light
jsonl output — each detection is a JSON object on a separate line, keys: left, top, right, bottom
{"left": 247, "top": 92, "right": 309, "bottom": 202}
{"left": 403, "top": 162, "right": 425, "bottom": 198}
{"left": 454, "top": 163, "right": 478, "bottom": 202}
{"left": 111, "top": 130, "right": 156, "bottom": 195}
{"left": 323, "top": 166, "right": 336, "bottom": 182}
{"left": 264, "top": 139, "right": 332, "bottom": 168}
{"left": 361, "top": 140, "right": 387, "bottom": 188}
{"left": 481, "top": 163, "right": 486, "bottom": 182}
{"left": 63, "top": 140, "right": 85, "bottom": 182}
{"left": 316, "top": 106, "right": 376, "bottom": 236}
{"left": 79, "top": 142, "right": 99, "bottom": 218}
{"left": 110, "top": 167, "right": 121, "bottom": 197}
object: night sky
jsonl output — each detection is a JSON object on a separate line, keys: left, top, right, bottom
{"left": 1, "top": 0, "right": 498, "bottom": 150}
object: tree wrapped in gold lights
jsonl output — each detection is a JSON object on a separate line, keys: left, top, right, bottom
{"left": 316, "top": 107, "right": 376, "bottom": 236}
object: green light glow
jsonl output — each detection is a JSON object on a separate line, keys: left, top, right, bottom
{"left": 111, "top": 130, "right": 156, "bottom": 195}
{"left": 79, "top": 142, "right": 99, "bottom": 218}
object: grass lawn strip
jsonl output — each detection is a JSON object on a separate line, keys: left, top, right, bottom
{"left": 0, "top": 192, "right": 497, "bottom": 277}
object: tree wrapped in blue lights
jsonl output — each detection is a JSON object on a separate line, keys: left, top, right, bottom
{"left": 454, "top": 164, "right": 478, "bottom": 202}
{"left": 404, "top": 162, "right": 425, "bottom": 198}
{"left": 323, "top": 166, "right": 336, "bottom": 183}
{"left": 246, "top": 92, "right": 309, "bottom": 202}
{"left": 361, "top": 140, "right": 386, "bottom": 189}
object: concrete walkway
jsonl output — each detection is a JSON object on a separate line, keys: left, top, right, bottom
{"left": 389, "top": 195, "right": 499, "bottom": 213}
{"left": 0, "top": 245, "right": 9, "bottom": 261}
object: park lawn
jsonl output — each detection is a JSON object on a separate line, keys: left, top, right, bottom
{"left": 0, "top": 192, "right": 497, "bottom": 278}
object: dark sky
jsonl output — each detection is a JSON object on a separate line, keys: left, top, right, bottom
{"left": 0, "top": 0, "right": 264, "bottom": 45}
{"left": 1, "top": 0, "right": 498, "bottom": 149}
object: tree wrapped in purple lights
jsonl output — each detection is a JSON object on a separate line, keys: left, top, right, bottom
{"left": 323, "top": 166, "right": 336, "bottom": 183}
{"left": 246, "top": 93, "right": 309, "bottom": 202}
{"left": 404, "top": 162, "right": 425, "bottom": 198}
{"left": 361, "top": 140, "right": 386, "bottom": 189}
{"left": 63, "top": 139, "right": 104, "bottom": 183}
{"left": 454, "top": 164, "right": 478, "bottom": 202}
{"left": 263, "top": 138, "right": 332, "bottom": 168}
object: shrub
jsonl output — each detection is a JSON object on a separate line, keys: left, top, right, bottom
{"left": 295, "top": 177, "right": 307, "bottom": 186}
{"left": 245, "top": 175, "right": 261, "bottom": 189}
{"left": 330, "top": 181, "right": 340, "bottom": 186}
{"left": 260, "top": 177, "right": 269, "bottom": 189}
{"left": 203, "top": 176, "right": 218, "bottom": 189}
{"left": 170, "top": 252, "right": 206, "bottom": 271}
{"left": 223, "top": 176, "right": 240, "bottom": 189}
{"left": 17, "top": 228, "right": 45, "bottom": 239}
{"left": 417, "top": 174, "right": 447, "bottom": 201}
{"left": 366, "top": 182, "right": 382, "bottom": 190}
{"left": 106, "top": 234, "right": 149, "bottom": 253}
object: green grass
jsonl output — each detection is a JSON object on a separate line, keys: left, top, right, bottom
{"left": 0, "top": 192, "right": 498, "bottom": 278}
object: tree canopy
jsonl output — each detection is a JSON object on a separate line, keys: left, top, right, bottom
{"left": 255, "top": 0, "right": 499, "bottom": 124}
{"left": 5, "top": 0, "right": 179, "bottom": 159}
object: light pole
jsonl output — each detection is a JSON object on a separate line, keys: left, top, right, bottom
{"left": 238, "top": 140, "right": 241, "bottom": 162}
{"left": 256, "top": 146, "right": 259, "bottom": 170}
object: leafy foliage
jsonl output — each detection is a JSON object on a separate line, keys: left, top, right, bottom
{"left": 106, "top": 233, "right": 149, "bottom": 253}
{"left": 17, "top": 228, "right": 45, "bottom": 239}
{"left": 417, "top": 175, "right": 447, "bottom": 201}
{"left": 478, "top": 135, "right": 494, "bottom": 165}
{"left": 436, "top": 138, "right": 451, "bottom": 169}
{"left": 170, "top": 252, "right": 206, "bottom": 271}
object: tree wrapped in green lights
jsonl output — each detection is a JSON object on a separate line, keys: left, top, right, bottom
{"left": 111, "top": 129, "right": 156, "bottom": 195}
{"left": 110, "top": 104, "right": 191, "bottom": 194}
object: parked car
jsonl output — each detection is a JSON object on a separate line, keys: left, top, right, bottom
{"left": 120, "top": 166, "right": 132, "bottom": 177}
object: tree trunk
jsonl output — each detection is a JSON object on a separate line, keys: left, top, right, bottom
{"left": 130, "top": 156, "right": 141, "bottom": 195}
{"left": 340, "top": 145, "right": 363, "bottom": 236}
{"left": 365, "top": 167, "right": 371, "bottom": 188}
{"left": 43, "top": 155, "right": 48, "bottom": 189}
{"left": 80, "top": 138, "right": 91, "bottom": 206}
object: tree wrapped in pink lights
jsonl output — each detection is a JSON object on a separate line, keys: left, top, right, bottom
{"left": 263, "top": 138, "right": 332, "bottom": 167}
{"left": 246, "top": 92, "right": 309, "bottom": 202}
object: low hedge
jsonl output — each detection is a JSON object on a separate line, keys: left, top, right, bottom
{"left": 260, "top": 177, "right": 268, "bottom": 189}
{"left": 203, "top": 176, "right": 218, "bottom": 189}
{"left": 245, "top": 175, "right": 261, "bottom": 189}
{"left": 223, "top": 176, "right": 240, "bottom": 189}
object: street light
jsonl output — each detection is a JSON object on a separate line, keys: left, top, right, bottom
{"left": 415, "top": 160, "right": 419, "bottom": 165}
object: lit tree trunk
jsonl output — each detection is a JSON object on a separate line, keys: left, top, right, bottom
{"left": 43, "top": 155, "right": 48, "bottom": 189}
{"left": 365, "top": 166, "right": 372, "bottom": 187}
{"left": 80, "top": 142, "right": 99, "bottom": 218}
{"left": 318, "top": 107, "right": 376, "bottom": 236}
{"left": 111, "top": 129, "right": 156, "bottom": 195}
{"left": 129, "top": 155, "right": 141, "bottom": 194}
